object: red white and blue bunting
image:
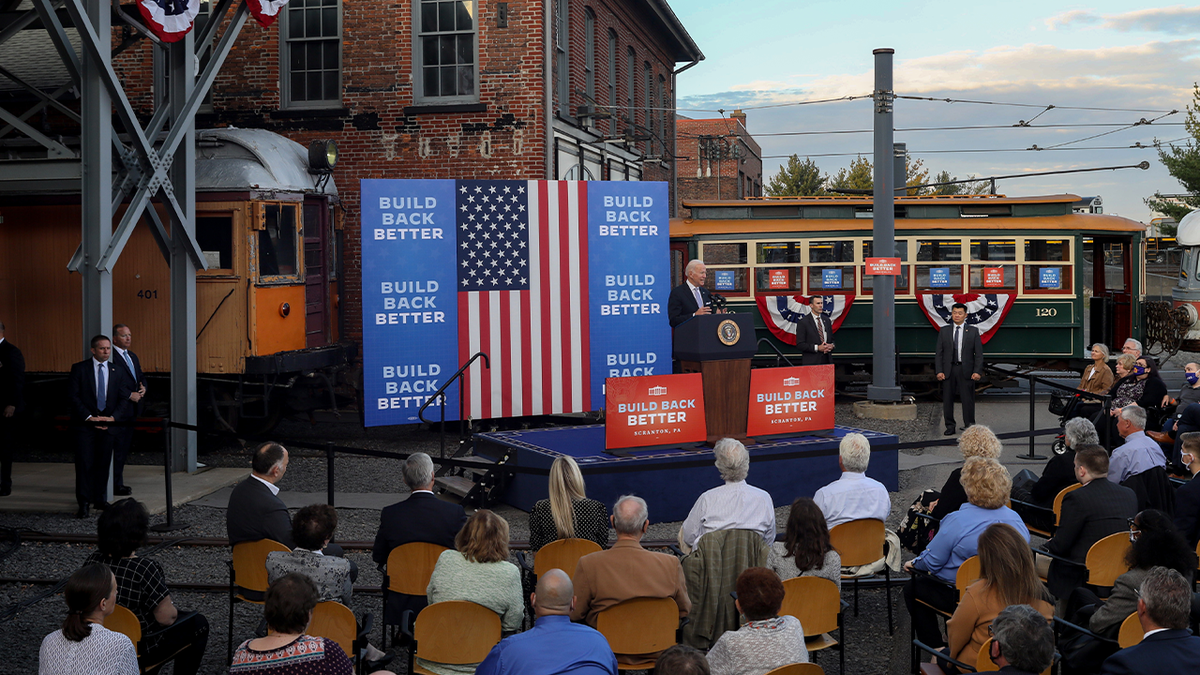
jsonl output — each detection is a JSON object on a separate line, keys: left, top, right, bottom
{"left": 247, "top": 0, "right": 292, "bottom": 27}
{"left": 137, "top": 0, "right": 201, "bottom": 42}
{"left": 917, "top": 293, "right": 1014, "bottom": 344}
{"left": 756, "top": 294, "right": 855, "bottom": 346}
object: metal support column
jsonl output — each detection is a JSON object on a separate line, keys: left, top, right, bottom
{"left": 868, "top": 48, "right": 901, "bottom": 401}
{"left": 80, "top": 0, "right": 112, "bottom": 354}
{"left": 168, "top": 33, "right": 198, "bottom": 472}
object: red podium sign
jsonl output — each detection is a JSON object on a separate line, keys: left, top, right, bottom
{"left": 865, "top": 257, "right": 902, "bottom": 275}
{"left": 746, "top": 365, "right": 835, "bottom": 436}
{"left": 605, "top": 373, "right": 708, "bottom": 449}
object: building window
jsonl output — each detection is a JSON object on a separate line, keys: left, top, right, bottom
{"left": 555, "top": 0, "right": 569, "bottom": 116}
{"left": 658, "top": 73, "right": 666, "bottom": 158}
{"left": 584, "top": 8, "right": 595, "bottom": 116}
{"left": 643, "top": 62, "right": 652, "bottom": 155}
{"left": 282, "top": 0, "right": 341, "bottom": 108}
{"left": 415, "top": 0, "right": 478, "bottom": 103}
{"left": 626, "top": 47, "right": 635, "bottom": 135}
{"left": 607, "top": 30, "right": 616, "bottom": 134}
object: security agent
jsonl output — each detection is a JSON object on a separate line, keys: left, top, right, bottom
{"left": 936, "top": 303, "right": 984, "bottom": 436}
{"left": 0, "top": 320, "right": 24, "bottom": 497}
{"left": 110, "top": 324, "right": 146, "bottom": 496}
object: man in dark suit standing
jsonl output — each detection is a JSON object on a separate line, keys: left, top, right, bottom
{"left": 795, "top": 295, "right": 835, "bottom": 365}
{"left": 67, "top": 335, "right": 133, "bottom": 518}
{"left": 110, "top": 324, "right": 145, "bottom": 496}
{"left": 226, "top": 441, "right": 294, "bottom": 547}
{"left": 1100, "top": 566, "right": 1200, "bottom": 674}
{"left": 1044, "top": 445, "right": 1138, "bottom": 600}
{"left": 667, "top": 259, "right": 716, "bottom": 328}
{"left": 935, "top": 302, "right": 984, "bottom": 436}
{"left": 1171, "top": 432, "right": 1200, "bottom": 547}
{"left": 0, "top": 320, "right": 25, "bottom": 497}
{"left": 373, "top": 452, "right": 468, "bottom": 626}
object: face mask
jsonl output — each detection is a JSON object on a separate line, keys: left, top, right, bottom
{"left": 1182, "top": 453, "right": 1195, "bottom": 466}
{"left": 1187, "top": 373, "right": 1199, "bottom": 385}
{"left": 1133, "top": 366, "right": 1146, "bottom": 376}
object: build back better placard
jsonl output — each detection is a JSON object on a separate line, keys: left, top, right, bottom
{"left": 746, "top": 365, "right": 835, "bottom": 436}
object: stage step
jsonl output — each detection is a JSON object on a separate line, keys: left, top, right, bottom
{"left": 435, "top": 475, "right": 477, "bottom": 500}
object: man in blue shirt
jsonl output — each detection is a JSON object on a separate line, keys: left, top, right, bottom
{"left": 476, "top": 568, "right": 617, "bottom": 675}
{"left": 1109, "top": 406, "right": 1166, "bottom": 485}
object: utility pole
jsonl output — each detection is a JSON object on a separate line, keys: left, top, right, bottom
{"left": 868, "top": 48, "right": 902, "bottom": 402}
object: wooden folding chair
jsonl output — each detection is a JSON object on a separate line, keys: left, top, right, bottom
{"left": 107, "top": 604, "right": 141, "bottom": 653}
{"left": 1117, "top": 612, "right": 1143, "bottom": 648}
{"left": 765, "top": 664, "right": 824, "bottom": 675}
{"left": 830, "top": 518, "right": 893, "bottom": 634}
{"left": 915, "top": 637, "right": 1054, "bottom": 675}
{"left": 595, "top": 597, "right": 680, "bottom": 670}
{"left": 780, "top": 576, "right": 843, "bottom": 675}
{"left": 382, "top": 542, "right": 448, "bottom": 648}
{"left": 1085, "top": 533, "right": 1132, "bottom": 589}
{"left": 908, "top": 555, "right": 980, "bottom": 672}
{"left": 227, "top": 539, "right": 289, "bottom": 663}
{"left": 1021, "top": 483, "right": 1082, "bottom": 539}
{"left": 310, "top": 601, "right": 374, "bottom": 674}
{"left": 403, "top": 600, "right": 502, "bottom": 675}
{"left": 534, "top": 537, "right": 602, "bottom": 579}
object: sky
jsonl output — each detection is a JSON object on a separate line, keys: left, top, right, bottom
{"left": 671, "top": 1, "right": 1199, "bottom": 223}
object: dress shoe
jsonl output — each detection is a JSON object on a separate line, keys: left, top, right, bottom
{"left": 76, "top": 504, "right": 91, "bottom": 518}
{"left": 0, "top": 485, "right": 11, "bottom": 497}
{"left": 93, "top": 501, "right": 111, "bottom": 511}
{"left": 943, "top": 428, "right": 956, "bottom": 436}
{"left": 961, "top": 425, "right": 970, "bottom": 431}
{"left": 113, "top": 486, "right": 132, "bottom": 496}
{"left": 364, "top": 651, "right": 396, "bottom": 672}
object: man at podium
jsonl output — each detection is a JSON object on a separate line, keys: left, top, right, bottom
{"left": 668, "top": 260, "right": 723, "bottom": 327}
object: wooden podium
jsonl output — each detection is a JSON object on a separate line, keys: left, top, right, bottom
{"left": 674, "top": 313, "right": 757, "bottom": 445}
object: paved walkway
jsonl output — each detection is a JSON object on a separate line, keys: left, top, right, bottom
{"left": 0, "top": 463, "right": 247, "bottom": 515}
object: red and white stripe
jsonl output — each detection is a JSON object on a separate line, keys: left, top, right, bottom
{"left": 459, "top": 181, "right": 591, "bottom": 419}
{"left": 247, "top": 0, "right": 291, "bottom": 28}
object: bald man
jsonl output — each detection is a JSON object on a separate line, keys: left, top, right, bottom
{"left": 476, "top": 569, "right": 617, "bottom": 675}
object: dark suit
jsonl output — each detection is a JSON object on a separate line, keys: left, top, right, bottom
{"left": 67, "top": 358, "right": 133, "bottom": 506}
{"left": 111, "top": 347, "right": 144, "bottom": 490}
{"left": 1100, "top": 628, "right": 1200, "bottom": 674}
{"left": 1173, "top": 474, "right": 1200, "bottom": 548}
{"left": 373, "top": 491, "right": 467, "bottom": 623}
{"left": 667, "top": 282, "right": 713, "bottom": 328}
{"left": 935, "top": 321, "right": 984, "bottom": 429}
{"left": 226, "top": 476, "right": 294, "bottom": 548}
{"left": 0, "top": 338, "right": 24, "bottom": 492}
{"left": 1044, "top": 478, "right": 1138, "bottom": 599}
{"left": 795, "top": 311, "right": 834, "bottom": 365}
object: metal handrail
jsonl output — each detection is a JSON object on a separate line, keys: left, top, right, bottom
{"left": 756, "top": 338, "right": 796, "bottom": 368}
{"left": 418, "top": 351, "right": 490, "bottom": 457}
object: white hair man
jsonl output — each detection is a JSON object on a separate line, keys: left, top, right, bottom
{"left": 813, "top": 433, "right": 890, "bottom": 529}
{"left": 678, "top": 438, "right": 775, "bottom": 553}
{"left": 1110, "top": 405, "right": 1167, "bottom": 485}
{"left": 1122, "top": 338, "right": 1143, "bottom": 358}
{"left": 667, "top": 259, "right": 717, "bottom": 328}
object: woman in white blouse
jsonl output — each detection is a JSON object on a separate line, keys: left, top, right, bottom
{"left": 39, "top": 563, "right": 138, "bottom": 675}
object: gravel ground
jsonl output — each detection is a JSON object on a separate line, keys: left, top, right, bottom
{"left": 1, "top": 403, "right": 945, "bottom": 675}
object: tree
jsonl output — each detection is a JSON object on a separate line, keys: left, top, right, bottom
{"left": 1146, "top": 83, "right": 1200, "bottom": 223}
{"left": 765, "top": 155, "right": 827, "bottom": 196}
{"left": 928, "top": 170, "right": 991, "bottom": 195}
{"left": 827, "top": 156, "right": 874, "bottom": 191}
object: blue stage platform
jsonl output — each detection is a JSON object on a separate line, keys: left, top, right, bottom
{"left": 474, "top": 425, "right": 899, "bottom": 522}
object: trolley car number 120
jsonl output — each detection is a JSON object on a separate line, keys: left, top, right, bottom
{"left": 1034, "top": 307, "right": 1057, "bottom": 317}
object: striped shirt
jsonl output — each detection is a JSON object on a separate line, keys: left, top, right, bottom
{"left": 681, "top": 481, "right": 776, "bottom": 550}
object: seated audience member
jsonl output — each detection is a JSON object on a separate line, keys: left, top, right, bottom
{"left": 231, "top": 572, "right": 393, "bottom": 675}
{"left": 1043, "top": 445, "right": 1138, "bottom": 600}
{"left": 227, "top": 441, "right": 294, "bottom": 548}
{"left": 655, "top": 645, "right": 710, "bottom": 675}
{"left": 372, "top": 452, "right": 467, "bottom": 624}
{"left": 39, "top": 563, "right": 138, "bottom": 675}
{"left": 1068, "top": 344, "right": 1114, "bottom": 421}
{"left": 931, "top": 424, "right": 1003, "bottom": 521}
{"left": 423, "top": 510, "right": 524, "bottom": 675}
{"left": 268, "top": 504, "right": 353, "bottom": 604}
{"left": 1109, "top": 406, "right": 1167, "bottom": 485}
{"left": 528, "top": 455, "right": 609, "bottom": 553}
{"left": 1167, "top": 403, "right": 1200, "bottom": 469}
{"left": 1122, "top": 339, "right": 1143, "bottom": 359}
{"left": 813, "top": 432, "right": 890, "bottom": 528}
{"left": 84, "top": 499, "right": 208, "bottom": 675}
{"left": 1062, "top": 510, "right": 1198, "bottom": 673}
{"left": 679, "top": 438, "right": 775, "bottom": 553}
{"left": 767, "top": 497, "right": 841, "bottom": 589}
{"left": 1012, "top": 418, "right": 1098, "bottom": 530}
{"left": 946, "top": 523, "right": 1053, "bottom": 667}
{"left": 1092, "top": 355, "right": 1142, "bottom": 441}
{"left": 1173, "top": 433, "right": 1200, "bottom": 547}
{"left": 705, "top": 567, "right": 808, "bottom": 675}
{"left": 1100, "top": 567, "right": 1200, "bottom": 675}
{"left": 572, "top": 496, "right": 691, "bottom": 644}
{"left": 476, "top": 568, "right": 617, "bottom": 675}
{"left": 987, "top": 604, "right": 1057, "bottom": 675}
{"left": 1164, "top": 362, "right": 1200, "bottom": 427}
{"left": 904, "top": 457, "right": 1028, "bottom": 650}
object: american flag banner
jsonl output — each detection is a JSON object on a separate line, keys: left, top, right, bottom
{"left": 456, "top": 181, "right": 591, "bottom": 418}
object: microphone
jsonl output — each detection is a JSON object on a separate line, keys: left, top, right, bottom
{"left": 709, "top": 293, "right": 728, "bottom": 311}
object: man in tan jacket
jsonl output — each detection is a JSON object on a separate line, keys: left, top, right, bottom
{"left": 571, "top": 494, "right": 691, "bottom": 627}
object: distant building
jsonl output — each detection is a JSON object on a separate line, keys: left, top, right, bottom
{"left": 675, "top": 111, "right": 762, "bottom": 217}
{"left": 1072, "top": 196, "right": 1103, "bottom": 214}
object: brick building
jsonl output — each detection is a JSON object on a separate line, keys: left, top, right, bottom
{"left": 676, "top": 111, "right": 762, "bottom": 217}
{"left": 147, "top": 0, "right": 702, "bottom": 345}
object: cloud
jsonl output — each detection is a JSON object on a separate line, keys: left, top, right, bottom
{"left": 1044, "top": 5, "right": 1200, "bottom": 35}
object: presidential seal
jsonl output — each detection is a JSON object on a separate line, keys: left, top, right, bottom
{"left": 717, "top": 319, "right": 740, "bottom": 346}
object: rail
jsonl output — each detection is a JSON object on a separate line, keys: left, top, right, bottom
{"left": 985, "top": 365, "right": 1114, "bottom": 452}
{"left": 756, "top": 338, "right": 796, "bottom": 368}
{"left": 417, "top": 351, "right": 490, "bottom": 458}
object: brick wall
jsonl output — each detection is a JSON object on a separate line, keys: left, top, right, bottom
{"left": 676, "top": 115, "right": 763, "bottom": 217}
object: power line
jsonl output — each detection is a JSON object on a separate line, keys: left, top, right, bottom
{"left": 894, "top": 95, "right": 1179, "bottom": 114}
{"left": 1038, "top": 111, "right": 1179, "bottom": 150}
{"left": 759, "top": 137, "right": 1190, "bottom": 160}
{"left": 676, "top": 121, "right": 1185, "bottom": 140}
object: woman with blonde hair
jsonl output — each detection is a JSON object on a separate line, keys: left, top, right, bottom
{"left": 946, "top": 523, "right": 1053, "bottom": 667}
{"left": 424, "top": 510, "right": 524, "bottom": 675}
{"left": 931, "top": 424, "right": 1003, "bottom": 521}
{"left": 528, "top": 456, "right": 609, "bottom": 552}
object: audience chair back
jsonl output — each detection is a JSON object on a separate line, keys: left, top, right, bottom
{"left": 1117, "top": 612, "right": 1143, "bottom": 649}
{"left": 107, "top": 604, "right": 142, "bottom": 655}
{"left": 595, "top": 597, "right": 680, "bottom": 669}
{"left": 974, "top": 638, "right": 1052, "bottom": 675}
{"left": 830, "top": 519, "right": 885, "bottom": 566}
{"left": 309, "top": 601, "right": 357, "bottom": 659}
{"left": 956, "top": 556, "right": 981, "bottom": 600}
{"left": 780, "top": 576, "right": 843, "bottom": 674}
{"left": 534, "top": 538, "right": 602, "bottom": 579}
{"left": 386, "top": 542, "right": 449, "bottom": 594}
{"left": 411, "top": 601, "right": 501, "bottom": 675}
{"left": 1053, "top": 484, "right": 1082, "bottom": 526}
{"left": 764, "top": 664, "right": 824, "bottom": 675}
{"left": 231, "top": 539, "right": 290, "bottom": 601}
{"left": 1085, "top": 533, "right": 1132, "bottom": 588}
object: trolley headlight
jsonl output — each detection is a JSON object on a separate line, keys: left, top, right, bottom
{"left": 308, "top": 140, "right": 338, "bottom": 174}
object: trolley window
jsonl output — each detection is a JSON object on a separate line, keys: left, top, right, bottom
{"left": 757, "top": 242, "right": 803, "bottom": 264}
{"left": 917, "top": 239, "right": 962, "bottom": 261}
{"left": 808, "top": 266, "right": 856, "bottom": 292}
{"left": 1023, "top": 265, "right": 1072, "bottom": 293}
{"left": 809, "top": 240, "right": 855, "bottom": 263}
{"left": 862, "top": 240, "right": 909, "bottom": 294}
{"left": 969, "top": 264, "right": 1017, "bottom": 291}
{"left": 259, "top": 203, "right": 299, "bottom": 279}
{"left": 1024, "top": 239, "right": 1070, "bottom": 262}
{"left": 970, "top": 239, "right": 1016, "bottom": 261}
{"left": 197, "top": 215, "right": 234, "bottom": 271}
{"left": 705, "top": 267, "right": 750, "bottom": 296}
{"left": 702, "top": 242, "right": 747, "bottom": 265}
{"left": 755, "top": 267, "right": 804, "bottom": 294}
{"left": 915, "top": 239, "right": 962, "bottom": 292}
